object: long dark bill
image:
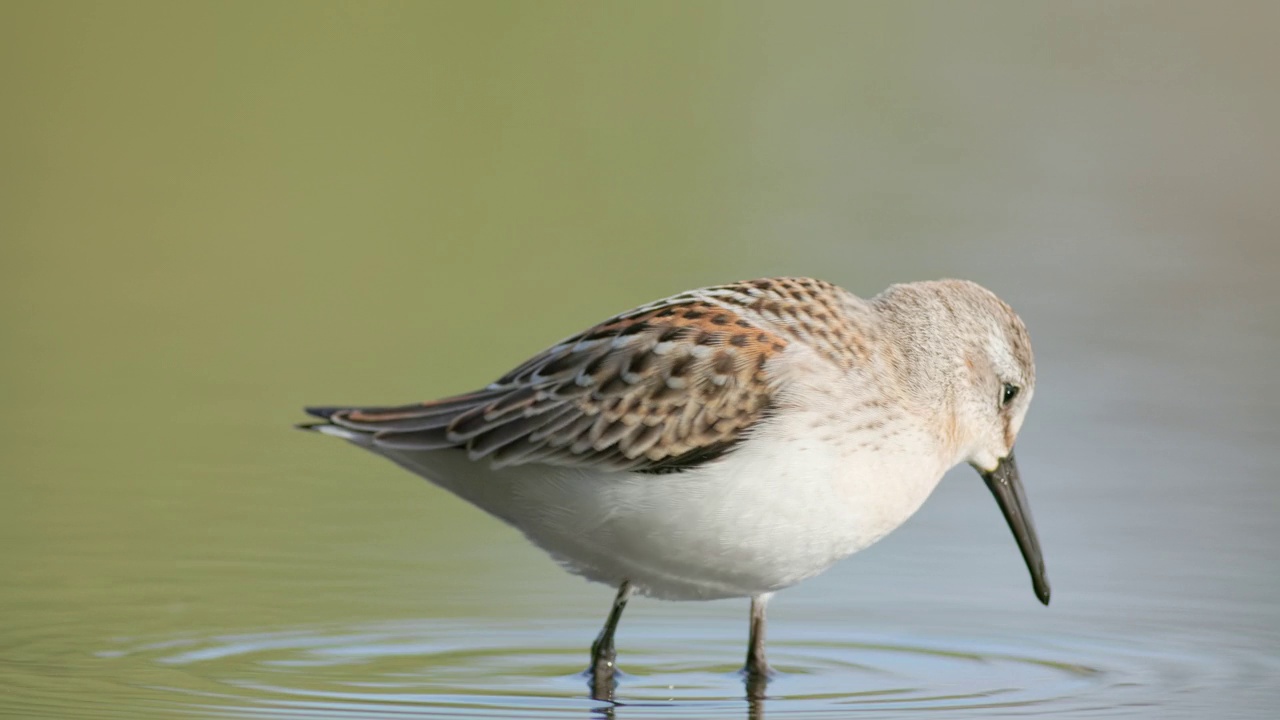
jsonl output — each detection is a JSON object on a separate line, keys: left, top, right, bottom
{"left": 980, "top": 450, "right": 1051, "bottom": 605}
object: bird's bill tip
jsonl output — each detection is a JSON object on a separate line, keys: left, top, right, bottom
{"left": 980, "top": 450, "right": 1050, "bottom": 606}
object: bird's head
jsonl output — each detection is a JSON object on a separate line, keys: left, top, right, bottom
{"left": 876, "top": 279, "right": 1049, "bottom": 606}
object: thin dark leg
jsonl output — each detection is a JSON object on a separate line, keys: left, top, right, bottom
{"left": 589, "top": 580, "right": 633, "bottom": 700}
{"left": 743, "top": 593, "right": 773, "bottom": 698}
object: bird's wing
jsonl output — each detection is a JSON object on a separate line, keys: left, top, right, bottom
{"left": 306, "top": 284, "right": 794, "bottom": 472}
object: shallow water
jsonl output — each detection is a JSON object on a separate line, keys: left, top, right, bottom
{"left": 3, "top": 2, "right": 1279, "bottom": 718}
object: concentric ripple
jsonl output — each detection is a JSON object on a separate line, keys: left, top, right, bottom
{"left": 0, "top": 618, "right": 1254, "bottom": 719}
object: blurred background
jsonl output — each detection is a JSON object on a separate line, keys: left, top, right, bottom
{"left": 2, "top": 2, "right": 1277, "bottom": 718}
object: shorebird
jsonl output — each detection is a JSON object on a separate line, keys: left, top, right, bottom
{"left": 299, "top": 277, "right": 1049, "bottom": 698}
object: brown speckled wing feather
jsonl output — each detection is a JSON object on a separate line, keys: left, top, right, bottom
{"left": 311, "top": 281, "right": 810, "bottom": 472}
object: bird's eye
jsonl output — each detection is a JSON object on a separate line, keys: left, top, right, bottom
{"left": 1001, "top": 383, "right": 1021, "bottom": 407}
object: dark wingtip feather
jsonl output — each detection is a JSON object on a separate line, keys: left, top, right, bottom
{"left": 304, "top": 406, "right": 343, "bottom": 419}
{"left": 295, "top": 422, "right": 331, "bottom": 432}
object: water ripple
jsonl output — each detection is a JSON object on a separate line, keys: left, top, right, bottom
{"left": 0, "top": 619, "right": 1259, "bottom": 718}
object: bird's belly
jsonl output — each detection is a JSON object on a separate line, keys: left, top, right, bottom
{"left": 386, "top": 427, "right": 945, "bottom": 601}
{"left": 564, "top": 431, "right": 942, "bottom": 600}
{"left": 575, "top": 467, "right": 867, "bottom": 600}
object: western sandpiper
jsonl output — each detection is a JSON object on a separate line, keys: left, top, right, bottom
{"left": 299, "top": 277, "right": 1049, "bottom": 698}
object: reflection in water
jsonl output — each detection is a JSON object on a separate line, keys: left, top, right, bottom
{"left": 51, "top": 619, "right": 1204, "bottom": 718}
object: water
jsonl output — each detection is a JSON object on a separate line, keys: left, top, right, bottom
{"left": 3, "top": 2, "right": 1278, "bottom": 718}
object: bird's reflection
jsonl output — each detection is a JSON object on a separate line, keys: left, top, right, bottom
{"left": 586, "top": 672, "right": 767, "bottom": 720}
